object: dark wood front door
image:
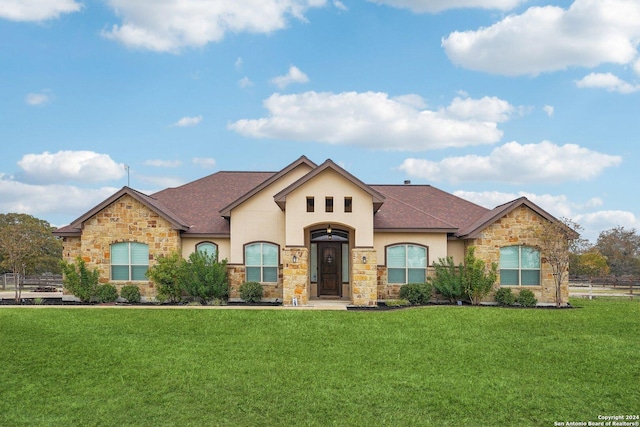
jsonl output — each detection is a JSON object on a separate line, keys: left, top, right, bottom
{"left": 318, "top": 243, "right": 341, "bottom": 297}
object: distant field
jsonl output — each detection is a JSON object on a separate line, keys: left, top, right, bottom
{"left": 1, "top": 298, "right": 638, "bottom": 426}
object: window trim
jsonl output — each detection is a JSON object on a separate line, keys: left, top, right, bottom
{"left": 196, "top": 241, "right": 218, "bottom": 260}
{"left": 325, "top": 197, "right": 334, "bottom": 213}
{"left": 499, "top": 245, "right": 541, "bottom": 286}
{"left": 344, "top": 197, "right": 352, "bottom": 213}
{"left": 244, "top": 241, "right": 280, "bottom": 283}
{"left": 385, "top": 243, "right": 428, "bottom": 284}
{"left": 306, "top": 197, "right": 315, "bottom": 213}
{"left": 110, "top": 241, "right": 149, "bottom": 282}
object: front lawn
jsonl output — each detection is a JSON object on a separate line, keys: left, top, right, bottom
{"left": 0, "top": 299, "right": 638, "bottom": 426}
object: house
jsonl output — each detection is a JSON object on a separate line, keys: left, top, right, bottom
{"left": 53, "top": 156, "right": 569, "bottom": 306}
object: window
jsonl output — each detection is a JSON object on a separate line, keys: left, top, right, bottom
{"left": 196, "top": 242, "right": 218, "bottom": 259}
{"left": 245, "top": 243, "right": 278, "bottom": 283}
{"left": 111, "top": 242, "right": 149, "bottom": 281}
{"left": 500, "top": 246, "right": 540, "bottom": 286}
{"left": 387, "top": 244, "right": 427, "bottom": 284}
{"left": 344, "top": 197, "right": 352, "bottom": 213}
{"left": 325, "top": 197, "right": 333, "bottom": 213}
{"left": 306, "top": 197, "right": 315, "bottom": 212}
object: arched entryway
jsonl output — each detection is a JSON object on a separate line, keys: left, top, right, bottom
{"left": 310, "top": 226, "right": 349, "bottom": 299}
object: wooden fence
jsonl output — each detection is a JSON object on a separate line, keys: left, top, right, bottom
{"left": 1, "top": 274, "right": 63, "bottom": 290}
{"left": 569, "top": 276, "right": 639, "bottom": 299}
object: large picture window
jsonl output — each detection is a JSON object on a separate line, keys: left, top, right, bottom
{"left": 500, "top": 246, "right": 540, "bottom": 286}
{"left": 245, "top": 243, "right": 278, "bottom": 283}
{"left": 111, "top": 242, "right": 149, "bottom": 281}
{"left": 196, "top": 242, "right": 218, "bottom": 259}
{"left": 387, "top": 244, "right": 427, "bottom": 284}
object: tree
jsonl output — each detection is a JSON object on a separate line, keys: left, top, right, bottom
{"left": 529, "top": 217, "right": 581, "bottom": 307}
{"left": 0, "top": 213, "right": 63, "bottom": 301}
{"left": 595, "top": 226, "right": 640, "bottom": 276}
{"left": 571, "top": 250, "right": 610, "bottom": 278}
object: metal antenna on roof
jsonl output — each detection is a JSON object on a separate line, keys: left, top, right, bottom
{"left": 124, "top": 164, "right": 130, "bottom": 187}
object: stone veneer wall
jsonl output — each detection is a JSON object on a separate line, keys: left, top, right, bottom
{"left": 63, "top": 194, "right": 181, "bottom": 298}
{"left": 351, "top": 248, "right": 377, "bottom": 306}
{"left": 228, "top": 264, "right": 283, "bottom": 301}
{"left": 471, "top": 205, "right": 569, "bottom": 305}
{"left": 377, "top": 266, "right": 436, "bottom": 301}
{"left": 282, "top": 247, "right": 309, "bottom": 306}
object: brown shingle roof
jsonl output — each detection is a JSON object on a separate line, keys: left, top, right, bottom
{"left": 152, "top": 171, "right": 276, "bottom": 236}
{"left": 372, "top": 185, "right": 489, "bottom": 232}
{"left": 56, "top": 158, "right": 552, "bottom": 240}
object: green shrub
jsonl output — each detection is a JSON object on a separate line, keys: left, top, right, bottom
{"left": 182, "top": 251, "right": 229, "bottom": 304}
{"left": 461, "top": 247, "right": 498, "bottom": 305}
{"left": 146, "top": 252, "right": 185, "bottom": 303}
{"left": 429, "top": 256, "right": 464, "bottom": 303}
{"left": 495, "top": 287, "right": 516, "bottom": 306}
{"left": 517, "top": 289, "right": 538, "bottom": 307}
{"left": 384, "top": 299, "right": 411, "bottom": 307}
{"left": 60, "top": 256, "right": 100, "bottom": 303}
{"left": 239, "top": 281, "right": 263, "bottom": 303}
{"left": 399, "top": 283, "right": 432, "bottom": 305}
{"left": 95, "top": 284, "right": 119, "bottom": 303}
{"left": 120, "top": 284, "right": 141, "bottom": 303}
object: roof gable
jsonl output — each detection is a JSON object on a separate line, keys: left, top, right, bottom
{"left": 53, "top": 186, "right": 189, "bottom": 236}
{"left": 219, "top": 155, "right": 316, "bottom": 217}
{"left": 456, "top": 196, "right": 559, "bottom": 238}
{"left": 273, "top": 159, "right": 386, "bottom": 212}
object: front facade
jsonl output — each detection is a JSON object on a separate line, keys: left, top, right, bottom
{"left": 54, "top": 156, "right": 570, "bottom": 306}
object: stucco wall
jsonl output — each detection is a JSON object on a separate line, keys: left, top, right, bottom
{"left": 284, "top": 169, "right": 376, "bottom": 247}
{"left": 228, "top": 164, "right": 311, "bottom": 264}
{"left": 181, "top": 237, "right": 231, "bottom": 262}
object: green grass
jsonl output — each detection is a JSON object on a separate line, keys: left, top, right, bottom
{"left": 0, "top": 299, "right": 638, "bottom": 426}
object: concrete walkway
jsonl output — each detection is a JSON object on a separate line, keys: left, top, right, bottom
{"left": 0, "top": 291, "right": 352, "bottom": 310}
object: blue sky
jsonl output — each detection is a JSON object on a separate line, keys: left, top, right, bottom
{"left": 1, "top": 0, "right": 638, "bottom": 243}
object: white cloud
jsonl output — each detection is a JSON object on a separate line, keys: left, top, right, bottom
{"left": 333, "top": 1, "right": 348, "bottom": 11}
{"left": 543, "top": 105, "right": 554, "bottom": 117}
{"left": 367, "top": 0, "right": 524, "bottom": 13}
{"left": 442, "top": 0, "right": 640, "bottom": 76}
{"left": 445, "top": 96, "right": 515, "bottom": 122}
{"left": 575, "top": 72, "right": 640, "bottom": 94}
{"left": 399, "top": 141, "right": 622, "bottom": 184}
{"left": 0, "top": 0, "right": 82, "bottom": 22}
{"left": 270, "top": 66, "right": 310, "bottom": 89}
{"left": 229, "top": 91, "right": 510, "bottom": 150}
{"left": 239, "top": 77, "right": 254, "bottom": 88}
{"left": 192, "top": 157, "right": 217, "bottom": 168}
{"left": 0, "top": 175, "right": 119, "bottom": 223}
{"left": 101, "top": 0, "right": 328, "bottom": 52}
{"left": 575, "top": 210, "right": 640, "bottom": 241}
{"left": 25, "top": 90, "right": 53, "bottom": 106}
{"left": 172, "top": 116, "right": 202, "bottom": 127}
{"left": 235, "top": 57, "right": 243, "bottom": 71}
{"left": 17, "top": 151, "right": 126, "bottom": 184}
{"left": 144, "top": 159, "right": 182, "bottom": 168}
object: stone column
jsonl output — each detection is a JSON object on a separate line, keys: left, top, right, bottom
{"left": 282, "top": 247, "right": 309, "bottom": 306}
{"left": 351, "top": 248, "right": 377, "bottom": 306}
